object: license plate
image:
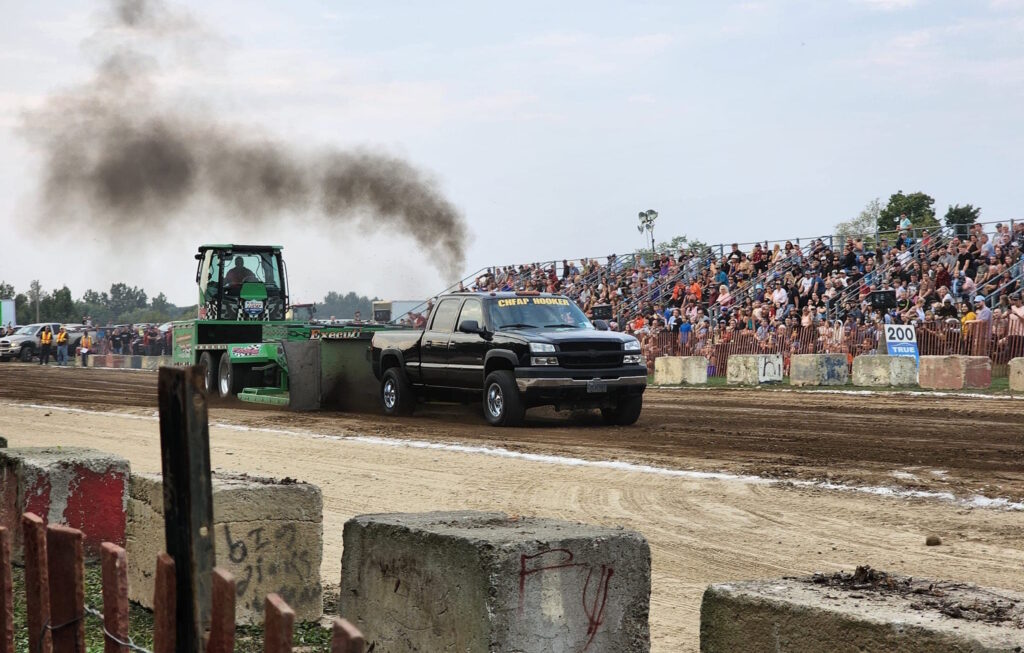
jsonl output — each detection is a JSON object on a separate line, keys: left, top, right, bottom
{"left": 587, "top": 379, "right": 608, "bottom": 393}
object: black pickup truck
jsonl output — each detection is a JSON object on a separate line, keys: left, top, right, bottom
{"left": 370, "top": 292, "right": 647, "bottom": 426}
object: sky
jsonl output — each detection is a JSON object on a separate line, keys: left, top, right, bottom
{"left": 1, "top": 0, "right": 1023, "bottom": 306}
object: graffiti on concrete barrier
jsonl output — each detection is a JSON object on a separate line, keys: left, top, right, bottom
{"left": 758, "top": 354, "right": 783, "bottom": 383}
{"left": 222, "top": 522, "right": 320, "bottom": 615}
{"left": 518, "top": 548, "right": 614, "bottom": 652}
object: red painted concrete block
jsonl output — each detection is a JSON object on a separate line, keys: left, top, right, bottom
{"left": 0, "top": 448, "right": 129, "bottom": 561}
{"left": 918, "top": 356, "right": 992, "bottom": 391}
{"left": 962, "top": 356, "right": 992, "bottom": 389}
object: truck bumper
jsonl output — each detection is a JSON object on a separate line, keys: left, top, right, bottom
{"left": 514, "top": 366, "right": 648, "bottom": 393}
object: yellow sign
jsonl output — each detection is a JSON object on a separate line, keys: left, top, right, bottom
{"left": 496, "top": 297, "right": 570, "bottom": 308}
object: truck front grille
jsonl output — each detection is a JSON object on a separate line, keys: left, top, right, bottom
{"left": 557, "top": 341, "right": 623, "bottom": 369}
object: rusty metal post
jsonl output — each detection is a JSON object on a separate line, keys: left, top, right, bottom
{"left": 158, "top": 366, "right": 215, "bottom": 653}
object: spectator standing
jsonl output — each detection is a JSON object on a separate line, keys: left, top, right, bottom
{"left": 975, "top": 295, "right": 992, "bottom": 322}
{"left": 39, "top": 327, "right": 53, "bottom": 365}
{"left": 55, "top": 326, "right": 69, "bottom": 366}
{"left": 80, "top": 331, "right": 92, "bottom": 367}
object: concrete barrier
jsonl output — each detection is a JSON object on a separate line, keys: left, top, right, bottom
{"left": 0, "top": 447, "right": 129, "bottom": 561}
{"left": 340, "top": 511, "right": 651, "bottom": 652}
{"left": 790, "top": 354, "right": 849, "bottom": 387}
{"left": 726, "top": 354, "right": 783, "bottom": 385}
{"left": 654, "top": 356, "right": 707, "bottom": 385}
{"left": 1010, "top": 357, "right": 1024, "bottom": 392}
{"left": 127, "top": 472, "right": 323, "bottom": 624}
{"left": 87, "top": 354, "right": 173, "bottom": 370}
{"left": 919, "top": 356, "right": 992, "bottom": 390}
{"left": 700, "top": 569, "right": 1024, "bottom": 652}
{"left": 851, "top": 355, "right": 917, "bottom": 387}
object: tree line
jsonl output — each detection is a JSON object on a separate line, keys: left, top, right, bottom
{"left": 834, "top": 191, "right": 984, "bottom": 244}
{"left": 0, "top": 281, "right": 377, "bottom": 326}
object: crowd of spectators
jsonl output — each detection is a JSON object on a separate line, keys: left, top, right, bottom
{"left": 459, "top": 219, "right": 1024, "bottom": 369}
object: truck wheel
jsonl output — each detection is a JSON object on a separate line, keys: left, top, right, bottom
{"left": 197, "top": 352, "right": 217, "bottom": 395}
{"left": 217, "top": 355, "right": 243, "bottom": 399}
{"left": 601, "top": 395, "right": 643, "bottom": 426}
{"left": 483, "top": 370, "right": 524, "bottom": 427}
{"left": 381, "top": 368, "right": 415, "bottom": 416}
{"left": 19, "top": 347, "right": 32, "bottom": 363}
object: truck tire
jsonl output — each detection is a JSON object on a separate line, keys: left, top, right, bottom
{"left": 483, "top": 370, "right": 524, "bottom": 427}
{"left": 217, "top": 355, "right": 243, "bottom": 399}
{"left": 601, "top": 395, "right": 643, "bottom": 426}
{"left": 381, "top": 367, "right": 415, "bottom": 416}
{"left": 19, "top": 346, "right": 32, "bottom": 363}
{"left": 198, "top": 352, "right": 217, "bottom": 396}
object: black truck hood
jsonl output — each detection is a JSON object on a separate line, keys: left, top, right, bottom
{"left": 500, "top": 328, "right": 636, "bottom": 346}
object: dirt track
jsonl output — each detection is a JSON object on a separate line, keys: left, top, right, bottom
{"left": 3, "top": 363, "right": 1023, "bottom": 501}
{"left": 1, "top": 363, "right": 1023, "bottom": 651}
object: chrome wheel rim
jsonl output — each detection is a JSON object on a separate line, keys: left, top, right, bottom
{"left": 219, "top": 369, "right": 230, "bottom": 397}
{"left": 383, "top": 378, "right": 397, "bottom": 409}
{"left": 486, "top": 384, "right": 504, "bottom": 418}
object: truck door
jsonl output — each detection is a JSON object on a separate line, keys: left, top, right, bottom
{"left": 421, "top": 298, "right": 461, "bottom": 385}
{"left": 447, "top": 298, "right": 487, "bottom": 389}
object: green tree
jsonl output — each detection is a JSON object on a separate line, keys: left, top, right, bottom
{"left": 39, "top": 286, "right": 76, "bottom": 322}
{"left": 0, "top": 281, "right": 13, "bottom": 300}
{"left": 317, "top": 291, "right": 375, "bottom": 319}
{"left": 108, "top": 283, "right": 148, "bottom": 318}
{"left": 834, "top": 198, "right": 881, "bottom": 246}
{"left": 151, "top": 292, "right": 170, "bottom": 313}
{"left": 877, "top": 190, "right": 938, "bottom": 232}
{"left": 944, "top": 203, "right": 981, "bottom": 236}
{"left": 656, "top": 234, "right": 710, "bottom": 255}
{"left": 15, "top": 293, "right": 31, "bottom": 324}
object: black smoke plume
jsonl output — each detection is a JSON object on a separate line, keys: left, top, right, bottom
{"left": 26, "top": 0, "right": 467, "bottom": 279}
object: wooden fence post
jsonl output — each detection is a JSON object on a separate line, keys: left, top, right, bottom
{"left": 158, "top": 366, "right": 215, "bottom": 653}
{"left": 153, "top": 553, "right": 176, "bottom": 653}
{"left": 0, "top": 527, "right": 12, "bottom": 653}
{"left": 100, "top": 543, "right": 129, "bottom": 653}
{"left": 330, "top": 618, "right": 365, "bottom": 653}
{"left": 263, "top": 593, "right": 294, "bottom": 653}
{"left": 47, "top": 525, "right": 85, "bottom": 653}
{"left": 206, "top": 568, "right": 236, "bottom": 653}
{"left": 23, "top": 513, "right": 51, "bottom": 653}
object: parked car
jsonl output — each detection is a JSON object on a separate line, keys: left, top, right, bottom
{"left": 0, "top": 323, "right": 61, "bottom": 362}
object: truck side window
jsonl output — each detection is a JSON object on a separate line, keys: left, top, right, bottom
{"left": 429, "top": 299, "right": 461, "bottom": 333}
{"left": 457, "top": 299, "right": 483, "bottom": 331}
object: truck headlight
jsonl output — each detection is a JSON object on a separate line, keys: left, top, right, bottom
{"left": 624, "top": 354, "right": 644, "bottom": 364}
{"left": 623, "top": 339, "right": 641, "bottom": 351}
{"left": 529, "top": 342, "right": 556, "bottom": 353}
{"left": 531, "top": 356, "right": 559, "bottom": 366}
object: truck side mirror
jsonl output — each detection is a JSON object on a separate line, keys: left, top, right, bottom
{"left": 593, "top": 319, "right": 610, "bottom": 331}
{"left": 459, "top": 320, "right": 481, "bottom": 334}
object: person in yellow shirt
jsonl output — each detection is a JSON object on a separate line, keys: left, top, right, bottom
{"left": 79, "top": 331, "right": 93, "bottom": 368}
{"left": 39, "top": 327, "right": 53, "bottom": 365}
{"left": 960, "top": 302, "right": 976, "bottom": 336}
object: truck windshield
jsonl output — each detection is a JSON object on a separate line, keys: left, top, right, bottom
{"left": 486, "top": 297, "right": 593, "bottom": 330}
{"left": 15, "top": 326, "right": 36, "bottom": 336}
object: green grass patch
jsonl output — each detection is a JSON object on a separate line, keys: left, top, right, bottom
{"left": 11, "top": 563, "right": 334, "bottom": 653}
